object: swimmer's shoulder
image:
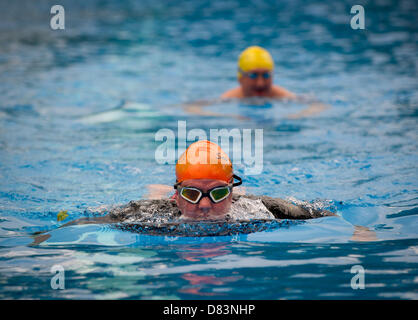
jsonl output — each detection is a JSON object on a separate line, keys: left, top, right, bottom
{"left": 271, "top": 85, "right": 297, "bottom": 99}
{"left": 220, "top": 87, "right": 245, "bottom": 99}
{"left": 221, "top": 86, "right": 296, "bottom": 99}
{"left": 235, "top": 194, "right": 335, "bottom": 219}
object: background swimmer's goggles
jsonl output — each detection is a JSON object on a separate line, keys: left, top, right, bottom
{"left": 238, "top": 68, "right": 271, "bottom": 79}
{"left": 174, "top": 175, "right": 242, "bottom": 204}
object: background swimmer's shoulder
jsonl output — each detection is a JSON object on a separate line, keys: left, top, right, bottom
{"left": 271, "top": 85, "right": 297, "bottom": 99}
{"left": 220, "top": 87, "right": 244, "bottom": 99}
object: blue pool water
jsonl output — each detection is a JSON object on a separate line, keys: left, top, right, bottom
{"left": 0, "top": 0, "right": 417, "bottom": 299}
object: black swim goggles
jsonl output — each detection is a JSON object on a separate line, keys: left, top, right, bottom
{"left": 174, "top": 174, "right": 242, "bottom": 204}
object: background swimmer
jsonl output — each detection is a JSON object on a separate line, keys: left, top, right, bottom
{"left": 221, "top": 46, "right": 295, "bottom": 99}
{"left": 184, "top": 46, "right": 329, "bottom": 119}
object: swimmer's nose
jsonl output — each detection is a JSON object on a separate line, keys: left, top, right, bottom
{"left": 256, "top": 76, "right": 266, "bottom": 87}
{"left": 198, "top": 196, "right": 212, "bottom": 212}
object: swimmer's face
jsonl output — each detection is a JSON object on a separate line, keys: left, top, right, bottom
{"left": 175, "top": 179, "right": 232, "bottom": 220}
{"left": 239, "top": 68, "right": 273, "bottom": 97}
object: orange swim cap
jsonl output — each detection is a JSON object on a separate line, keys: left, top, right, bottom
{"left": 176, "top": 140, "right": 233, "bottom": 183}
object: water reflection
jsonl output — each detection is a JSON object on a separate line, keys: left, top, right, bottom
{"left": 176, "top": 243, "right": 242, "bottom": 296}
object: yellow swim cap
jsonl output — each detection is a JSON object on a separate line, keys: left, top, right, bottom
{"left": 176, "top": 140, "right": 233, "bottom": 183}
{"left": 238, "top": 46, "right": 274, "bottom": 78}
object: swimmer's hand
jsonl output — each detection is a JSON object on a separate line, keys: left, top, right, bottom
{"left": 183, "top": 100, "right": 250, "bottom": 121}
{"left": 145, "top": 184, "right": 173, "bottom": 200}
{"left": 233, "top": 186, "right": 246, "bottom": 196}
{"left": 287, "top": 102, "right": 330, "bottom": 119}
{"left": 350, "top": 225, "right": 378, "bottom": 242}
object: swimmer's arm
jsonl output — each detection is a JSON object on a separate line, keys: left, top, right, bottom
{"left": 240, "top": 195, "right": 336, "bottom": 219}
{"left": 286, "top": 94, "right": 330, "bottom": 119}
{"left": 287, "top": 102, "right": 330, "bottom": 119}
{"left": 30, "top": 215, "right": 115, "bottom": 246}
{"left": 265, "top": 197, "right": 335, "bottom": 219}
{"left": 183, "top": 98, "right": 249, "bottom": 121}
{"left": 275, "top": 86, "right": 330, "bottom": 119}
{"left": 350, "top": 225, "right": 378, "bottom": 242}
{"left": 262, "top": 196, "right": 378, "bottom": 241}
{"left": 183, "top": 99, "right": 223, "bottom": 116}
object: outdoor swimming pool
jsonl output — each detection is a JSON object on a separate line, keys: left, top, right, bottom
{"left": 0, "top": 0, "right": 417, "bottom": 299}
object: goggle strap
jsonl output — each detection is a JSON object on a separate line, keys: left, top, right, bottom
{"left": 232, "top": 174, "right": 242, "bottom": 187}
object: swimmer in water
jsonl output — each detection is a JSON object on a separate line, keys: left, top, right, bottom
{"left": 33, "top": 141, "right": 331, "bottom": 238}
{"left": 221, "top": 45, "right": 295, "bottom": 99}
{"left": 184, "top": 46, "right": 329, "bottom": 119}
{"left": 30, "top": 141, "right": 376, "bottom": 245}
